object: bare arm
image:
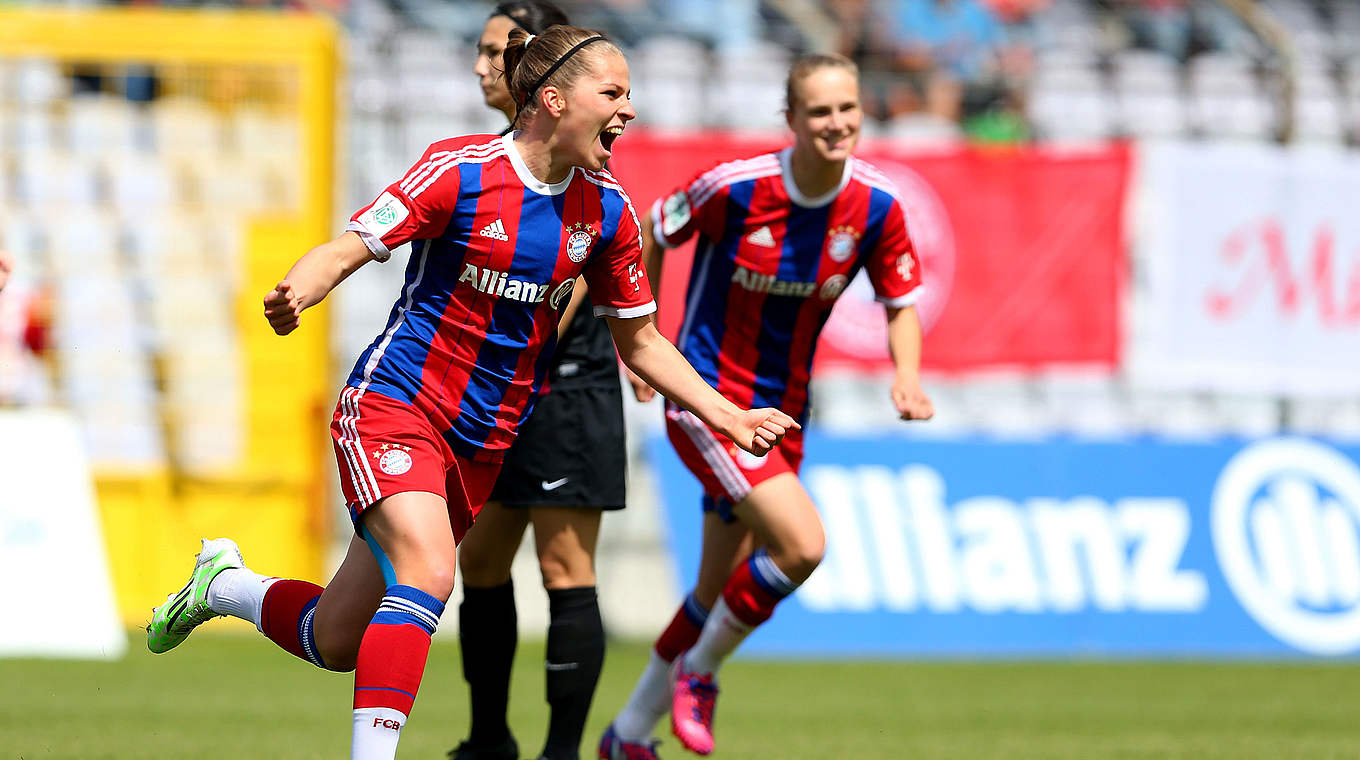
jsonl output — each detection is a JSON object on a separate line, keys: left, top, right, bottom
{"left": 607, "top": 314, "right": 797, "bottom": 455}
{"left": 624, "top": 209, "right": 667, "bottom": 402}
{"left": 263, "top": 231, "right": 376, "bottom": 335}
{"left": 885, "top": 305, "right": 934, "bottom": 421}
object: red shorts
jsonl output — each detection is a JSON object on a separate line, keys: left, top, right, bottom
{"left": 664, "top": 403, "right": 804, "bottom": 522}
{"left": 331, "top": 387, "right": 500, "bottom": 543}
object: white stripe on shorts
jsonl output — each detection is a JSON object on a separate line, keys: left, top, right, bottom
{"left": 667, "top": 404, "right": 752, "bottom": 503}
{"left": 339, "top": 387, "right": 381, "bottom": 506}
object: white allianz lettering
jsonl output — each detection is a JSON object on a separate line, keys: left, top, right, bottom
{"left": 797, "top": 464, "right": 1207, "bottom": 615}
{"left": 858, "top": 466, "right": 919, "bottom": 611}
{"left": 800, "top": 468, "right": 877, "bottom": 612}
{"left": 731, "top": 265, "right": 815, "bottom": 298}
{"left": 459, "top": 263, "right": 547, "bottom": 304}
{"left": 1118, "top": 499, "right": 1208, "bottom": 611}
{"left": 955, "top": 496, "right": 1044, "bottom": 613}
{"left": 1031, "top": 497, "right": 1127, "bottom": 611}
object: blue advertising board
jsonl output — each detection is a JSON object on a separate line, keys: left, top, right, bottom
{"left": 649, "top": 434, "right": 1360, "bottom": 657}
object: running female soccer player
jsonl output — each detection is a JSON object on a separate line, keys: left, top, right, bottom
{"left": 597, "top": 53, "right": 933, "bottom": 759}
{"left": 145, "top": 25, "right": 797, "bottom": 760}
{"left": 451, "top": 4, "right": 629, "bottom": 760}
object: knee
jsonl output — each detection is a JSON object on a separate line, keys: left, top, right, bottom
{"left": 538, "top": 547, "right": 595, "bottom": 589}
{"left": 410, "top": 565, "right": 457, "bottom": 603}
{"left": 394, "top": 552, "right": 457, "bottom": 603}
{"left": 773, "top": 531, "right": 825, "bottom": 585}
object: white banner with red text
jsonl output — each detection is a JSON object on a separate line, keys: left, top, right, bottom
{"left": 1132, "top": 142, "right": 1360, "bottom": 396}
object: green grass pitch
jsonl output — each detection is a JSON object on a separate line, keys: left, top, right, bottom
{"left": 4, "top": 632, "right": 1360, "bottom": 759}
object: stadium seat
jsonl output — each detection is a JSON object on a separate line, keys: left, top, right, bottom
{"left": 105, "top": 151, "right": 176, "bottom": 212}
{"left": 1117, "top": 90, "right": 1188, "bottom": 139}
{"left": 67, "top": 94, "right": 139, "bottom": 155}
{"left": 152, "top": 97, "right": 227, "bottom": 156}
{"left": 231, "top": 106, "right": 299, "bottom": 159}
{"left": 1293, "top": 94, "right": 1345, "bottom": 144}
{"left": 1128, "top": 390, "right": 1223, "bottom": 439}
{"left": 13, "top": 58, "right": 65, "bottom": 105}
{"left": 17, "top": 149, "right": 102, "bottom": 205}
{"left": 1028, "top": 87, "right": 1117, "bottom": 141}
{"left": 1287, "top": 398, "right": 1360, "bottom": 441}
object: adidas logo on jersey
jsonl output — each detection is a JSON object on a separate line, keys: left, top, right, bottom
{"left": 746, "top": 225, "right": 776, "bottom": 247}
{"left": 480, "top": 219, "right": 510, "bottom": 241}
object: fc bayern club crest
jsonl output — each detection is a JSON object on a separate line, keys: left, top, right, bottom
{"left": 566, "top": 222, "right": 597, "bottom": 263}
{"left": 826, "top": 225, "right": 861, "bottom": 263}
{"left": 373, "top": 443, "right": 413, "bottom": 476}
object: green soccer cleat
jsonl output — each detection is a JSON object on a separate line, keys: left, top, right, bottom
{"left": 146, "top": 538, "right": 244, "bottom": 654}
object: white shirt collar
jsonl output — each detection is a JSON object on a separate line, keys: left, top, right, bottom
{"left": 778, "top": 146, "right": 852, "bottom": 208}
{"left": 502, "top": 132, "right": 577, "bottom": 196}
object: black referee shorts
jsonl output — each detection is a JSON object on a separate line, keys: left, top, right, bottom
{"left": 490, "top": 384, "right": 627, "bottom": 510}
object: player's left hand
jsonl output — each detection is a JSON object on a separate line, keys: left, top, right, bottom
{"left": 892, "top": 376, "right": 934, "bottom": 421}
{"left": 731, "top": 408, "right": 800, "bottom": 457}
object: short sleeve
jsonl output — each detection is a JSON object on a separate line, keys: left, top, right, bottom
{"left": 347, "top": 141, "right": 468, "bottom": 261}
{"left": 585, "top": 192, "right": 657, "bottom": 319}
{"left": 649, "top": 164, "right": 731, "bottom": 249}
{"left": 864, "top": 197, "right": 925, "bottom": 308}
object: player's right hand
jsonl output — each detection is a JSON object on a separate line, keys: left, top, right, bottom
{"left": 730, "top": 407, "right": 799, "bottom": 457}
{"left": 625, "top": 366, "right": 657, "bottom": 403}
{"left": 263, "top": 280, "right": 303, "bottom": 335}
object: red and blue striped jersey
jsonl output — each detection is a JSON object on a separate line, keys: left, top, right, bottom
{"left": 346, "top": 133, "right": 654, "bottom": 462}
{"left": 653, "top": 148, "right": 922, "bottom": 422}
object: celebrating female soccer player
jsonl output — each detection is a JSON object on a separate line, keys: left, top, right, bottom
{"left": 597, "top": 53, "right": 933, "bottom": 759}
{"left": 145, "top": 25, "right": 797, "bottom": 760}
{"left": 452, "top": 4, "right": 630, "bottom": 760}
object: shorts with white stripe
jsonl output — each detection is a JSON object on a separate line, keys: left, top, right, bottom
{"left": 663, "top": 403, "right": 804, "bottom": 523}
{"left": 330, "top": 387, "right": 501, "bottom": 543}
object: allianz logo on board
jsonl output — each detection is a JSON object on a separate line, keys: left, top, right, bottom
{"left": 799, "top": 438, "right": 1360, "bottom": 655}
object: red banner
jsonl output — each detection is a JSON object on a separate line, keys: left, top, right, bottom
{"left": 607, "top": 133, "right": 1130, "bottom": 374}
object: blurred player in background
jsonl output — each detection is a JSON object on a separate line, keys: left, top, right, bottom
{"left": 452, "top": 4, "right": 633, "bottom": 760}
{"left": 144, "top": 25, "right": 797, "bottom": 760}
{"left": 598, "top": 53, "right": 933, "bottom": 759}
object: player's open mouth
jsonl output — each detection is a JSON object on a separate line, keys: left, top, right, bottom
{"left": 600, "top": 125, "right": 624, "bottom": 153}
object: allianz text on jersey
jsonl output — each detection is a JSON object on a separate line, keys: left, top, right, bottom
{"left": 652, "top": 435, "right": 1360, "bottom": 657}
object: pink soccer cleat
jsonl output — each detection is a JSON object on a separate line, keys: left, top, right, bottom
{"left": 670, "top": 659, "right": 719, "bottom": 755}
{"left": 598, "top": 724, "right": 662, "bottom": 760}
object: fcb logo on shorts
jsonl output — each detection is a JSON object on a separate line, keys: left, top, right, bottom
{"left": 566, "top": 222, "right": 597, "bottom": 264}
{"left": 373, "top": 443, "right": 413, "bottom": 476}
{"left": 827, "top": 225, "right": 861, "bottom": 263}
{"left": 729, "top": 445, "right": 767, "bottom": 471}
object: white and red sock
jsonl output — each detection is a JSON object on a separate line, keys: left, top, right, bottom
{"left": 208, "top": 567, "right": 279, "bottom": 631}
{"left": 614, "top": 591, "right": 708, "bottom": 742}
{"left": 684, "top": 549, "right": 797, "bottom": 676}
{"left": 350, "top": 585, "right": 444, "bottom": 760}
{"left": 258, "top": 579, "right": 328, "bottom": 668}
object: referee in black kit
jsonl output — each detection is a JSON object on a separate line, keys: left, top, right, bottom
{"left": 451, "top": 3, "right": 630, "bottom": 760}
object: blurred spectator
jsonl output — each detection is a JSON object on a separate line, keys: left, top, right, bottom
{"left": 885, "top": 0, "right": 1006, "bottom": 122}
{"left": 660, "top": 0, "right": 759, "bottom": 51}
{"left": 1113, "top": 0, "right": 1259, "bottom": 61}
{"left": 1117, "top": 0, "right": 1193, "bottom": 59}
{"left": 825, "top": 0, "right": 900, "bottom": 119}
